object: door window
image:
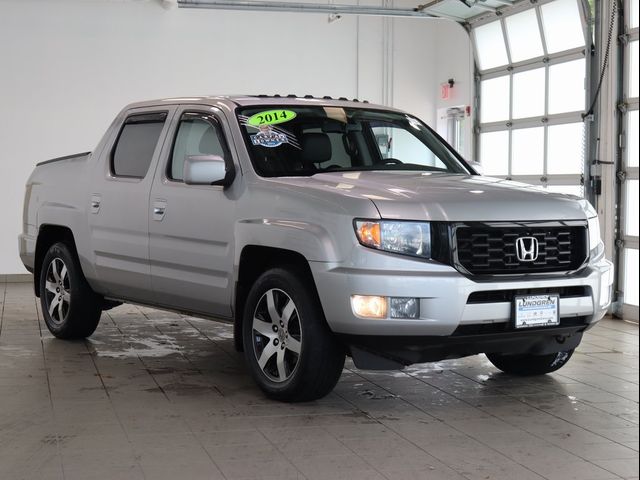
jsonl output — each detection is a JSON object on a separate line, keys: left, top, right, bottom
{"left": 111, "top": 112, "right": 167, "bottom": 178}
{"left": 169, "top": 113, "right": 228, "bottom": 181}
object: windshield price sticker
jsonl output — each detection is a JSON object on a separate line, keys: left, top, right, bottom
{"left": 514, "top": 294, "right": 560, "bottom": 329}
{"left": 247, "top": 109, "right": 297, "bottom": 127}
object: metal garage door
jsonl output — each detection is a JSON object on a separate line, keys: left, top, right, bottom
{"left": 620, "top": 0, "right": 639, "bottom": 320}
{"left": 470, "top": 0, "right": 590, "bottom": 197}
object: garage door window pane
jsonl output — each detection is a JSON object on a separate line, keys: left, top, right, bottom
{"left": 512, "top": 68, "right": 545, "bottom": 119}
{"left": 624, "top": 248, "right": 639, "bottom": 306}
{"left": 628, "top": 110, "right": 639, "bottom": 167}
{"left": 540, "top": 0, "right": 585, "bottom": 54}
{"left": 474, "top": 21, "right": 509, "bottom": 70}
{"left": 547, "top": 123, "right": 584, "bottom": 174}
{"left": 505, "top": 9, "right": 544, "bottom": 62}
{"left": 549, "top": 59, "right": 585, "bottom": 114}
{"left": 481, "top": 76, "right": 510, "bottom": 123}
{"left": 629, "top": 41, "right": 639, "bottom": 99}
{"left": 626, "top": 180, "right": 639, "bottom": 237}
{"left": 480, "top": 131, "right": 509, "bottom": 175}
{"left": 512, "top": 127, "right": 544, "bottom": 175}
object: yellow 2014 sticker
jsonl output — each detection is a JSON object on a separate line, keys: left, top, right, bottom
{"left": 247, "top": 109, "right": 297, "bottom": 127}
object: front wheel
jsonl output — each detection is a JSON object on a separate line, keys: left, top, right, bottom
{"left": 486, "top": 349, "right": 575, "bottom": 376}
{"left": 39, "top": 242, "right": 102, "bottom": 339}
{"left": 242, "top": 268, "right": 345, "bottom": 402}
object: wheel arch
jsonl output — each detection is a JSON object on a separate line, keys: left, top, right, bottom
{"left": 34, "top": 225, "right": 79, "bottom": 297}
{"left": 233, "top": 245, "right": 322, "bottom": 352}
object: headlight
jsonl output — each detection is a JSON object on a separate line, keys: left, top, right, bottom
{"left": 354, "top": 220, "right": 431, "bottom": 258}
{"left": 588, "top": 216, "right": 601, "bottom": 252}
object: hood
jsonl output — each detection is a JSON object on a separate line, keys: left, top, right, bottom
{"left": 266, "top": 171, "right": 589, "bottom": 222}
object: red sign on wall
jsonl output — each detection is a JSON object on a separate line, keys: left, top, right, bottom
{"left": 441, "top": 83, "right": 450, "bottom": 100}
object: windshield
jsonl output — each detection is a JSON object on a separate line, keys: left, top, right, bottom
{"left": 237, "top": 106, "right": 471, "bottom": 177}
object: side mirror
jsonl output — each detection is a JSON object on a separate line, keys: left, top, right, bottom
{"left": 183, "top": 155, "right": 234, "bottom": 186}
{"left": 468, "top": 160, "right": 484, "bottom": 175}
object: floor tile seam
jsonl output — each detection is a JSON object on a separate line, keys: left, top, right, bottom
{"left": 581, "top": 334, "right": 640, "bottom": 348}
{"left": 331, "top": 385, "right": 475, "bottom": 480}
{"left": 182, "top": 317, "right": 244, "bottom": 367}
{"left": 449, "top": 367, "right": 637, "bottom": 471}
{"left": 554, "top": 371, "right": 640, "bottom": 395}
{"left": 250, "top": 427, "right": 314, "bottom": 480}
{"left": 345, "top": 368, "right": 552, "bottom": 480}
{"left": 110, "top": 308, "right": 229, "bottom": 479}
{"left": 141, "top": 308, "right": 225, "bottom": 397}
{"left": 590, "top": 323, "right": 640, "bottom": 334}
{"left": 580, "top": 353, "right": 640, "bottom": 371}
{"left": 82, "top": 310, "right": 156, "bottom": 476}
{"left": 304, "top": 423, "right": 395, "bottom": 480}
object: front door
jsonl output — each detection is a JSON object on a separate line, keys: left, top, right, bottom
{"left": 148, "top": 107, "right": 238, "bottom": 317}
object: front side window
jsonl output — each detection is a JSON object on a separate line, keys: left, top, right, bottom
{"left": 111, "top": 112, "right": 166, "bottom": 178}
{"left": 237, "top": 106, "right": 470, "bottom": 177}
{"left": 371, "top": 125, "right": 445, "bottom": 169}
{"left": 169, "top": 113, "right": 228, "bottom": 181}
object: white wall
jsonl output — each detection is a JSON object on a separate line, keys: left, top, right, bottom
{"left": 0, "top": 0, "right": 473, "bottom": 274}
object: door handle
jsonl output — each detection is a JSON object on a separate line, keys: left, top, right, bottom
{"left": 90, "top": 194, "right": 101, "bottom": 214}
{"left": 152, "top": 200, "right": 167, "bottom": 221}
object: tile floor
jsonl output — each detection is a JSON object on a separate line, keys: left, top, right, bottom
{"left": 0, "top": 281, "right": 638, "bottom": 480}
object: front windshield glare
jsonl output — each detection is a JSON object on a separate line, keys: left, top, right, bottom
{"left": 237, "top": 106, "right": 470, "bottom": 177}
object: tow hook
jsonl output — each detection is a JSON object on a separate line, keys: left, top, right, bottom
{"left": 556, "top": 335, "right": 567, "bottom": 344}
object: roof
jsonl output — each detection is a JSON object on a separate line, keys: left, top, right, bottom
{"left": 126, "top": 94, "right": 402, "bottom": 112}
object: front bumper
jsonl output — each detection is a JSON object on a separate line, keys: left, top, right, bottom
{"left": 339, "top": 323, "right": 586, "bottom": 369}
{"left": 310, "top": 253, "right": 614, "bottom": 337}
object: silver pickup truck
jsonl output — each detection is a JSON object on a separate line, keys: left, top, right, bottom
{"left": 20, "top": 95, "right": 613, "bottom": 401}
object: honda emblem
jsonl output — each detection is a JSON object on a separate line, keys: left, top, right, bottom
{"left": 516, "top": 237, "right": 539, "bottom": 262}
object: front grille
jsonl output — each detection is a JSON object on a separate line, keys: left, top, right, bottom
{"left": 467, "top": 286, "right": 590, "bottom": 304}
{"left": 454, "top": 221, "right": 588, "bottom": 275}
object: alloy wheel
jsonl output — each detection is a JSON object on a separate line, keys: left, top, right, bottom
{"left": 44, "top": 257, "right": 71, "bottom": 324}
{"left": 252, "top": 288, "right": 302, "bottom": 383}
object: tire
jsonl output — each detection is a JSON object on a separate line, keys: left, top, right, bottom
{"left": 486, "top": 349, "right": 575, "bottom": 376}
{"left": 242, "top": 267, "right": 345, "bottom": 402}
{"left": 39, "top": 242, "right": 102, "bottom": 339}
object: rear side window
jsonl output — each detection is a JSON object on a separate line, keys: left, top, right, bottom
{"left": 111, "top": 112, "right": 167, "bottom": 178}
{"left": 169, "top": 113, "right": 228, "bottom": 181}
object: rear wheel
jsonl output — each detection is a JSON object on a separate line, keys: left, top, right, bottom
{"left": 39, "top": 242, "right": 102, "bottom": 339}
{"left": 486, "top": 349, "right": 575, "bottom": 376}
{"left": 243, "top": 268, "right": 345, "bottom": 402}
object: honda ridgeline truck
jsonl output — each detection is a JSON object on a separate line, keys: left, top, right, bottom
{"left": 20, "top": 96, "right": 614, "bottom": 401}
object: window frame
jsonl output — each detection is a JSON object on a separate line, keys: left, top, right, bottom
{"left": 109, "top": 111, "right": 169, "bottom": 180}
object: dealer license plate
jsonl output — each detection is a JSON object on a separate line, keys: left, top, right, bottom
{"left": 514, "top": 294, "right": 560, "bottom": 329}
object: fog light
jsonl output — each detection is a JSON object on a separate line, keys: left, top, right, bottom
{"left": 390, "top": 297, "right": 420, "bottom": 319}
{"left": 351, "top": 295, "right": 387, "bottom": 319}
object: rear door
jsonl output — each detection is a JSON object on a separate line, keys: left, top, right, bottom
{"left": 88, "top": 107, "right": 174, "bottom": 302}
{"left": 148, "top": 106, "right": 238, "bottom": 317}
